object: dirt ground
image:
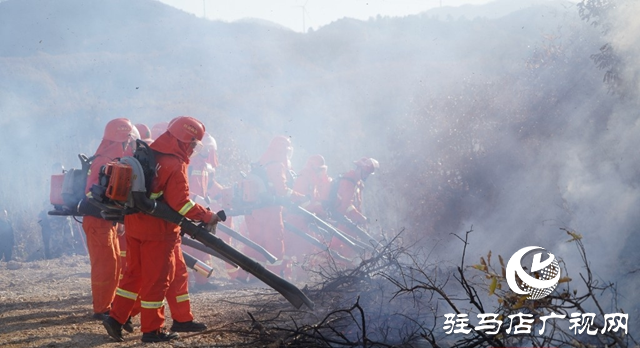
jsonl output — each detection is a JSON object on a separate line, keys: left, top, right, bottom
{"left": 0, "top": 255, "right": 308, "bottom": 347}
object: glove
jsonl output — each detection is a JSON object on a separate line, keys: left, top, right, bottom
{"left": 204, "top": 214, "right": 220, "bottom": 235}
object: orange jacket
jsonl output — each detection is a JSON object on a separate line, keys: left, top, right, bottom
{"left": 124, "top": 132, "right": 214, "bottom": 241}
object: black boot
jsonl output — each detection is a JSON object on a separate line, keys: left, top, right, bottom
{"left": 170, "top": 320, "right": 207, "bottom": 332}
{"left": 103, "top": 316, "right": 124, "bottom": 342}
{"left": 123, "top": 316, "right": 134, "bottom": 333}
{"left": 141, "top": 329, "right": 179, "bottom": 343}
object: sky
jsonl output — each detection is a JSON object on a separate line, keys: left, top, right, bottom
{"left": 157, "top": 0, "right": 496, "bottom": 32}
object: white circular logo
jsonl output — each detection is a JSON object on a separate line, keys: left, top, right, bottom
{"left": 506, "top": 246, "right": 561, "bottom": 300}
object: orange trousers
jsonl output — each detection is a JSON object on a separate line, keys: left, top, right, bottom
{"left": 111, "top": 236, "right": 193, "bottom": 332}
{"left": 166, "top": 243, "right": 194, "bottom": 322}
{"left": 82, "top": 216, "right": 121, "bottom": 315}
{"left": 245, "top": 207, "right": 289, "bottom": 278}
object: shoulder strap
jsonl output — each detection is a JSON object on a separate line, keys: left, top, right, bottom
{"left": 132, "top": 140, "right": 157, "bottom": 197}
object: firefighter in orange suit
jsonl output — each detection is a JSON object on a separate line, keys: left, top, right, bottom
{"left": 117, "top": 122, "right": 209, "bottom": 333}
{"left": 333, "top": 157, "right": 378, "bottom": 225}
{"left": 103, "top": 116, "right": 219, "bottom": 343}
{"left": 83, "top": 118, "right": 138, "bottom": 320}
{"left": 244, "top": 135, "right": 306, "bottom": 280}
{"left": 283, "top": 154, "right": 329, "bottom": 279}
{"left": 326, "top": 157, "right": 379, "bottom": 257}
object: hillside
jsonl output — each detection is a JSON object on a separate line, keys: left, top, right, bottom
{"left": 2, "top": 0, "right": 640, "bottom": 345}
{"left": 0, "top": 0, "right": 623, "bottom": 253}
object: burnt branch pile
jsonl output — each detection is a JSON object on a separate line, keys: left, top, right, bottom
{"left": 203, "top": 231, "right": 444, "bottom": 347}
{"left": 200, "top": 228, "right": 636, "bottom": 347}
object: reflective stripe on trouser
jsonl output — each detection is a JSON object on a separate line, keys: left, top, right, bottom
{"left": 82, "top": 216, "right": 121, "bottom": 314}
{"left": 166, "top": 244, "right": 194, "bottom": 322}
{"left": 110, "top": 234, "right": 177, "bottom": 333}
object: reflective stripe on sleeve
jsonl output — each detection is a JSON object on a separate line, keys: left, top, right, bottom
{"left": 119, "top": 251, "right": 126, "bottom": 257}
{"left": 150, "top": 191, "right": 163, "bottom": 200}
{"left": 178, "top": 200, "right": 195, "bottom": 215}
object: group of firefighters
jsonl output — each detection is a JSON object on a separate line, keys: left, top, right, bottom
{"left": 55, "top": 116, "right": 379, "bottom": 343}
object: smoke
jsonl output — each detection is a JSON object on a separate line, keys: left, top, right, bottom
{"left": 1, "top": 0, "right": 638, "bottom": 325}
{"left": 406, "top": 0, "right": 640, "bottom": 319}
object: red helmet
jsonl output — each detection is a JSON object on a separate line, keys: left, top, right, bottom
{"left": 354, "top": 157, "right": 379, "bottom": 175}
{"left": 135, "top": 123, "right": 153, "bottom": 142}
{"left": 167, "top": 116, "right": 206, "bottom": 143}
{"left": 103, "top": 118, "right": 134, "bottom": 142}
{"left": 151, "top": 121, "right": 169, "bottom": 140}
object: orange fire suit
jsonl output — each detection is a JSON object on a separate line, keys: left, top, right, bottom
{"left": 82, "top": 139, "right": 130, "bottom": 315}
{"left": 245, "top": 157, "right": 305, "bottom": 278}
{"left": 165, "top": 242, "right": 194, "bottom": 322}
{"left": 118, "top": 236, "right": 190, "bottom": 323}
{"left": 109, "top": 133, "right": 215, "bottom": 334}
